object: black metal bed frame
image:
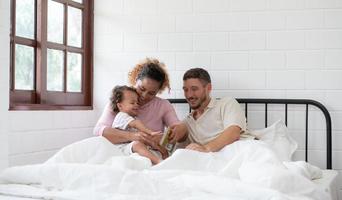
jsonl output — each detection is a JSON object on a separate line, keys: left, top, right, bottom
{"left": 168, "top": 98, "right": 332, "bottom": 169}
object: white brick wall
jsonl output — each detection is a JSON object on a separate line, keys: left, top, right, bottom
{"left": 1, "top": 0, "right": 342, "bottom": 198}
{"left": 92, "top": 1, "right": 342, "bottom": 198}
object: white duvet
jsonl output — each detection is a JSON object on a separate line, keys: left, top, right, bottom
{"left": 0, "top": 137, "right": 330, "bottom": 200}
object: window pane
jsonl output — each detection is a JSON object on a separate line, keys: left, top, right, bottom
{"left": 15, "top": 44, "right": 34, "bottom": 90}
{"left": 68, "top": 6, "right": 82, "bottom": 47}
{"left": 47, "top": 0, "right": 64, "bottom": 44}
{"left": 47, "top": 49, "right": 64, "bottom": 91}
{"left": 15, "top": 0, "right": 35, "bottom": 39}
{"left": 67, "top": 52, "right": 82, "bottom": 92}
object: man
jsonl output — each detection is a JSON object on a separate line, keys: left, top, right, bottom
{"left": 169, "top": 68, "right": 247, "bottom": 152}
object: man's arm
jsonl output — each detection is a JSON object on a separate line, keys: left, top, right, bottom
{"left": 204, "top": 125, "right": 241, "bottom": 152}
{"left": 186, "top": 125, "right": 241, "bottom": 152}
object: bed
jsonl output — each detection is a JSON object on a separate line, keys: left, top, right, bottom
{"left": 169, "top": 98, "right": 338, "bottom": 200}
{"left": 0, "top": 98, "right": 338, "bottom": 200}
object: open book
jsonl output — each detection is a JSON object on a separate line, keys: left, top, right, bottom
{"left": 159, "top": 127, "right": 176, "bottom": 152}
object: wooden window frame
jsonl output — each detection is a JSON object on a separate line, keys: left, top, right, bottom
{"left": 10, "top": 0, "right": 93, "bottom": 110}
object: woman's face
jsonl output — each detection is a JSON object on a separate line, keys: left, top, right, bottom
{"left": 135, "top": 78, "right": 160, "bottom": 105}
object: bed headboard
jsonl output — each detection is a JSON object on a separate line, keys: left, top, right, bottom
{"left": 168, "top": 98, "right": 332, "bottom": 169}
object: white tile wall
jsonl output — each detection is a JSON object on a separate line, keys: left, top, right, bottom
{"left": 268, "top": 0, "right": 306, "bottom": 10}
{"left": 325, "top": 10, "right": 342, "bottom": 28}
{"left": 267, "top": 31, "right": 306, "bottom": 49}
{"left": 286, "top": 11, "right": 325, "bottom": 30}
{"left": 286, "top": 50, "right": 324, "bottom": 69}
{"left": 230, "top": 0, "right": 268, "bottom": 11}
{"left": 193, "top": 33, "right": 228, "bottom": 51}
{"left": 267, "top": 71, "right": 305, "bottom": 89}
{"left": 325, "top": 50, "right": 342, "bottom": 68}
{"left": 1, "top": 0, "right": 342, "bottom": 198}
{"left": 212, "top": 52, "right": 249, "bottom": 70}
{"left": 175, "top": 53, "right": 211, "bottom": 70}
{"left": 124, "top": 0, "right": 157, "bottom": 15}
{"left": 158, "top": 33, "right": 193, "bottom": 51}
{"left": 250, "top": 12, "right": 286, "bottom": 30}
{"left": 250, "top": 51, "right": 286, "bottom": 70}
{"left": 158, "top": 0, "right": 192, "bottom": 14}
{"left": 176, "top": 15, "right": 212, "bottom": 32}
{"left": 124, "top": 33, "right": 158, "bottom": 52}
{"left": 230, "top": 32, "right": 266, "bottom": 50}
{"left": 306, "top": 30, "right": 342, "bottom": 49}
{"left": 142, "top": 16, "right": 175, "bottom": 33}
{"left": 193, "top": 0, "right": 229, "bottom": 13}
{"left": 212, "top": 14, "right": 249, "bottom": 31}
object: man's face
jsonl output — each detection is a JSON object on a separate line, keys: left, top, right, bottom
{"left": 183, "top": 78, "right": 211, "bottom": 110}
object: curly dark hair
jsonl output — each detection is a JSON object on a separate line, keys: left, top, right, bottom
{"left": 128, "top": 58, "right": 170, "bottom": 93}
{"left": 110, "top": 85, "right": 138, "bottom": 112}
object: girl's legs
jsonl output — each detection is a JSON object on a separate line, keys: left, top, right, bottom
{"left": 132, "top": 141, "right": 161, "bottom": 165}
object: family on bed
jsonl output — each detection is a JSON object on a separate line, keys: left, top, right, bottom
{"left": 94, "top": 58, "right": 251, "bottom": 165}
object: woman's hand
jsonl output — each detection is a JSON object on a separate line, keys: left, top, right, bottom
{"left": 169, "top": 123, "right": 188, "bottom": 144}
{"left": 132, "top": 131, "right": 154, "bottom": 145}
{"left": 150, "top": 132, "right": 163, "bottom": 144}
{"left": 132, "top": 131, "right": 161, "bottom": 148}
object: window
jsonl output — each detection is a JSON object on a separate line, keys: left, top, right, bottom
{"left": 10, "top": 0, "right": 93, "bottom": 110}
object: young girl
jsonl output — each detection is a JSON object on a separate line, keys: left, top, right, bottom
{"left": 110, "top": 85, "right": 168, "bottom": 164}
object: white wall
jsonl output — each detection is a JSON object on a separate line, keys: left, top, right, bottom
{"left": 0, "top": 0, "right": 341, "bottom": 198}
{"left": 93, "top": 0, "right": 342, "bottom": 198}
{"left": 0, "top": 0, "right": 95, "bottom": 168}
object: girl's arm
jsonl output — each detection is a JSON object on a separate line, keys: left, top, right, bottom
{"left": 129, "top": 119, "right": 158, "bottom": 135}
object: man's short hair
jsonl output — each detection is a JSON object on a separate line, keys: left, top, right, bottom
{"left": 183, "top": 68, "right": 211, "bottom": 85}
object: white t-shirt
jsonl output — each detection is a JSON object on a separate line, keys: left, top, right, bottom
{"left": 112, "top": 112, "right": 136, "bottom": 132}
{"left": 183, "top": 97, "right": 247, "bottom": 145}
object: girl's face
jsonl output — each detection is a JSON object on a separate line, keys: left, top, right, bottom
{"left": 135, "top": 78, "right": 160, "bottom": 105}
{"left": 117, "top": 90, "right": 139, "bottom": 116}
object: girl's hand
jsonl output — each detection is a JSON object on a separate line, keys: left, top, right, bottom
{"left": 150, "top": 132, "right": 163, "bottom": 144}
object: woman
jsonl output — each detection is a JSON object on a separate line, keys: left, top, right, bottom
{"left": 94, "top": 58, "right": 187, "bottom": 152}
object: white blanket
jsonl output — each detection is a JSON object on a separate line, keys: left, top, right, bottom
{"left": 0, "top": 137, "right": 329, "bottom": 200}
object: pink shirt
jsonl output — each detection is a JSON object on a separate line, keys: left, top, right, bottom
{"left": 93, "top": 97, "right": 180, "bottom": 136}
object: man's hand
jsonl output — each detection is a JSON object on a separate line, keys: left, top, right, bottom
{"left": 185, "top": 143, "right": 210, "bottom": 152}
{"left": 169, "top": 123, "right": 188, "bottom": 144}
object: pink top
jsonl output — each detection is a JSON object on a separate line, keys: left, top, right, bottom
{"left": 93, "top": 97, "right": 180, "bottom": 136}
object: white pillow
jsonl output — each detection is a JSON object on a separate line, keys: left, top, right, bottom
{"left": 250, "top": 120, "right": 298, "bottom": 161}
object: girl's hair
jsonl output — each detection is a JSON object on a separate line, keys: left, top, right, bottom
{"left": 128, "top": 58, "right": 170, "bottom": 93}
{"left": 110, "top": 85, "right": 138, "bottom": 112}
